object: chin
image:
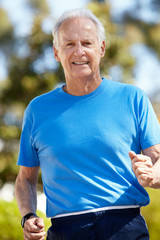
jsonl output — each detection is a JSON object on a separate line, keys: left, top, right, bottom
{"left": 72, "top": 71, "right": 92, "bottom": 79}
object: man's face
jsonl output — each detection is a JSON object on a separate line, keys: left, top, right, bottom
{"left": 54, "top": 17, "right": 105, "bottom": 82}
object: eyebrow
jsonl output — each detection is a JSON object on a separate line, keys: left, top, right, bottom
{"left": 63, "top": 38, "right": 93, "bottom": 42}
{"left": 63, "top": 39, "right": 73, "bottom": 42}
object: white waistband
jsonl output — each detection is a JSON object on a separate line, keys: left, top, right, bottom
{"left": 53, "top": 205, "right": 140, "bottom": 219}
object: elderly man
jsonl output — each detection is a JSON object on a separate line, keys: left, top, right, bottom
{"left": 15, "top": 8, "right": 160, "bottom": 240}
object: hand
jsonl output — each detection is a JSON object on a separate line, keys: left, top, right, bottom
{"left": 23, "top": 216, "right": 46, "bottom": 240}
{"left": 129, "top": 151, "right": 154, "bottom": 187}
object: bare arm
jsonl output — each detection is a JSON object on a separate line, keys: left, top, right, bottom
{"left": 129, "top": 144, "right": 160, "bottom": 189}
{"left": 15, "top": 166, "right": 46, "bottom": 239}
{"left": 143, "top": 144, "right": 160, "bottom": 188}
{"left": 15, "top": 166, "right": 39, "bottom": 216}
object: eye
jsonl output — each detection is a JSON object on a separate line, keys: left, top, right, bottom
{"left": 83, "top": 41, "right": 92, "bottom": 46}
{"left": 66, "top": 42, "right": 74, "bottom": 47}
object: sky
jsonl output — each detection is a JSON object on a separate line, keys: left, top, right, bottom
{"left": 108, "top": 0, "right": 160, "bottom": 23}
{"left": 47, "top": 0, "right": 90, "bottom": 18}
{"left": 0, "top": 0, "right": 160, "bottom": 99}
{"left": 130, "top": 44, "right": 160, "bottom": 97}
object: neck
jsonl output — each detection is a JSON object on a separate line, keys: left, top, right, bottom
{"left": 63, "top": 76, "right": 102, "bottom": 96}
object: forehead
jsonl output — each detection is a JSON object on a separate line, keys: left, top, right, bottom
{"left": 58, "top": 17, "right": 98, "bottom": 41}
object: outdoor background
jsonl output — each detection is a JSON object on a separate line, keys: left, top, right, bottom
{"left": 0, "top": 0, "right": 160, "bottom": 239}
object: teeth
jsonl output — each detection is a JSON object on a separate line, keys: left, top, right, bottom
{"left": 73, "top": 62, "right": 88, "bottom": 65}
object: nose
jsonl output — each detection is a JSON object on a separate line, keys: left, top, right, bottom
{"left": 74, "top": 42, "right": 85, "bottom": 56}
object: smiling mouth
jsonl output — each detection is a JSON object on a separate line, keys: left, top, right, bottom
{"left": 72, "top": 61, "right": 89, "bottom": 65}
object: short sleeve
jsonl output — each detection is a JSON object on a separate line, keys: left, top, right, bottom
{"left": 139, "top": 93, "right": 160, "bottom": 150}
{"left": 17, "top": 108, "right": 40, "bottom": 167}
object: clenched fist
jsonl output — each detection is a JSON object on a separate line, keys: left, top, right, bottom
{"left": 129, "top": 151, "right": 154, "bottom": 187}
{"left": 23, "top": 216, "right": 46, "bottom": 240}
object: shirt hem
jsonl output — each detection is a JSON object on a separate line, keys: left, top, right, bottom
{"left": 52, "top": 205, "right": 140, "bottom": 219}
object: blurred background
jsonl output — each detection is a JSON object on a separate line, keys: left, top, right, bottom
{"left": 0, "top": 0, "right": 160, "bottom": 239}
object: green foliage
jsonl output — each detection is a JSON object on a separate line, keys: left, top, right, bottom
{"left": 0, "top": 199, "right": 51, "bottom": 240}
{"left": 0, "top": 0, "right": 60, "bottom": 185}
{"left": 0, "top": 153, "right": 18, "bottom": 185}
{"left": 0, "top": 8, "right": 13, "bottom": 38}
{"left": 0, "top": 200, "right": 22, "bottom": 239}
{"left": 0, "top": 124, "right": 21, "bottom": 184}
{"left": 0, "top": 126, "right": 20, "bottom": 140}
{"left": 124, "top": 19, "right": 160, "bottom": 58}
{"left": 88, "top": 2, "right": 135, "bottom": 83}
{"left": 28, "top": 0, "right": 49, "bottom": 14}
{"left": 141, "top": 188, "right": 160, "bottom": 240}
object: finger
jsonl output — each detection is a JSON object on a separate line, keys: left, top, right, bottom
{"left": 24, "top": 235, "right": 45, "bottom": 240}
{"left": 132, "top": 161, "right": 153, "bottom": 171}
{"left": 129, "top": 151, "right": 150, "bottom": 163}
{"left": 134, "top": 166, "right": 153, "bottom": 177}
{"left": 129, "top": 151, "right": 145, "bottom": 161}
{"left": 132, "top": 160, "right": 153, "bottom": 173}
{"left": 35, "top": 218, "right": 45, "bottom": 229}
{"left": 24, "top": 229, "right": 46, "bottom": 240}
{"left": 129, "top": 151, "right": 137, "bottom": 160}
{"left": 25, "top": 218, "right": 45, "bottom": 233}
{"left": 137, "top": 173, "right": 154, "bottom": 187}
{"left": 132, "top": 161, "right": 153, "bottom": 176}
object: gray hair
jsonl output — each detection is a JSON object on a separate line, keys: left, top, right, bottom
{"left": 52, "top": 8, "right": 106, "bottom": 49}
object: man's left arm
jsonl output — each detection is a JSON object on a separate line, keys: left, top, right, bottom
{"left": 129, "top": 144, "right": 160, "bottom": 189}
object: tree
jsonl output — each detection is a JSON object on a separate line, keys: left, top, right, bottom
{"left": 0, "top": 0, "right": 59, "bottom": 184}
{"left": 88, "top": 2, "right": 136, "bottom": 83}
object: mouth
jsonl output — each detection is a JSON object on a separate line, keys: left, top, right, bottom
{"left": 72, "top": 61, "right": 89, "bottom": 65}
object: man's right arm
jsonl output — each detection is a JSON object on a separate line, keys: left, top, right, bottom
{"left": 15, "top": 166, "right": 46, "bottom": 240}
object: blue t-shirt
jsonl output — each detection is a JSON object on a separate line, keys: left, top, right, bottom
{"left": 17, "top": 78, "right": 160, "bottom": 218}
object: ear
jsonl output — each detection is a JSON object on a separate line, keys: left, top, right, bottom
{"left": 100, "top": 41, "right": 105, "bottom": 57}
{"left": 53, "top": 45, "right": 60, "bottom": 62}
